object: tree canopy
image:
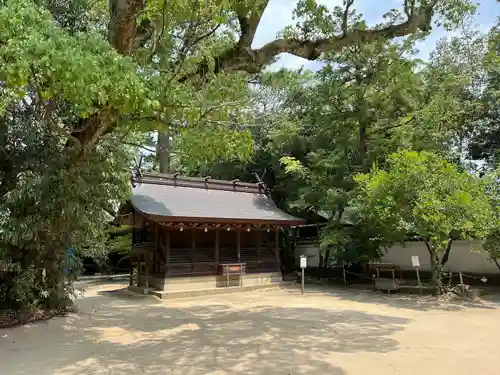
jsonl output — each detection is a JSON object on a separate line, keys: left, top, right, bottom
{"left": 354, "top": 150, "right": 494, "bottom": 281}
{"left": 0, "top": 0, "right": 497, "bottom": 311}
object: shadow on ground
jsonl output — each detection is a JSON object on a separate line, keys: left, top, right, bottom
{"left": 279, "top": 283, "right": 500, "bottom": 312}
{"left": 2, "top": 286, "right": 411, "bottom": 375}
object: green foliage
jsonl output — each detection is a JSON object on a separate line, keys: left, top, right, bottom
{"left": 482, "top": 169, "right": 500, "bottom": 271}
{"left": 0, "top": 0, "right": 484, "bottom": 312}
{"left": 354, "top": 150, "right": 494, "bottom": 280}
{"left": 107, "top": 226, "right": 133, "bottom": 256}
{"left": 483, "top": 229, "right": 500, "bottom": 272}
{"left": 282, "top": 0, "right": 476, "bottom": 40}
{"left": 355, "top": 150, "right": 493, "bottom": 243}
{"left": 0, "top": 0, "right": 155, "bottom": 119}
{"left": 178, "top": 125, "right": 254, "bottom": 169}
{"left": 265, "top": 38, "right": 428, "bottom": 263}
{"left": 0, "top": 114, "right": 132, "bottom": 308}
{"left": 183, "top": 20, "right": 494, "bottom": 266}
{"left": 410, "top": 24, "right": 487, "bottom": 163}
{"left": 0, "top": 1, "right": 138, "bottom": 310}
{"left": 469, "top": 22, "right": 500, "bottom": 168}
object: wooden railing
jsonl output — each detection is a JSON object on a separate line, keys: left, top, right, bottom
{"left": 167, "top": 262, "right": 218, "bottom": 276}
{"left": 149, "top": 244, "right": 279, "bottom": 276}
{"left": 165, "top": 260, "right": 278, "bottom": 276}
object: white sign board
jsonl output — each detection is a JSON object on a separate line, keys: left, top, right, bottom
{"left": 300, "top": 256, "right": 307, "bottom": 268}
{"left": 411, "top": 256, "right": 420, "bottom": 268}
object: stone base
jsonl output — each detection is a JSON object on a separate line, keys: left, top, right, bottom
{"left": 139, "top": 272, "right": 282, "bottom": 292}
{"left": 127, "top": 285, "right": 150, "bottom": 295}
{"left": 146, "top": 282, "right": 289, "bottom": 300}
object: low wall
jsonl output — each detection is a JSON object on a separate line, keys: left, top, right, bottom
{"left": 139, "top": 272, "right": 282, "bottom": 291}
{"left": 382, "top": 240, "right": 498, "bottom": 274}
{"left": 295, "top": 240, "right": 499, "bottom": 275}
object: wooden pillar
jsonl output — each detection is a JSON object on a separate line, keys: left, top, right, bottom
{"left": 236, "top": 229, "right": 241, "bottom": 262}
{"left": 154, "top": 222, "right": 159, "bottom": 274}
{"left": 191, "top": 229, "right": 196, "bottom": 273}
{"left": 144, "top": 250, "right": 149, "bottom": 289}
{"left": 132, "top": 211, "right": 138, "bottom": 286}
{"left": 165, "top": 229, "right": 170, "bottom": 276}
{"left": 131, "top": 211, "right": 136, "bottom": 286}
{"left": 275, "top": 227, "right": 281, "bottom": 269}
{"left": 256, "top": 231, "right": 261, "bottom": 265}
{"left": 215, "top": 229, "right": 220, "bottom": 264}
{"left": 136, "top": 260, "right": 140, "bottom": 287}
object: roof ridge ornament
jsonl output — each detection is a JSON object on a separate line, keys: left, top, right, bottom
{"left": 253, "top": 172, "right": 270, "bottom": 196}
{"left": 203, "top": 176, "right": 211, "bottom": 189}
{"left": 132, "top": 171, "right": 272, "bottom": 194}
{"left": 131, "top": 167, "right": 143, "bottom": 188}
{"left": 131, "top": 154, "right": 144, "bottom": 188}
{"left": 231, "top": 179, "right": 240, "bottom": 190}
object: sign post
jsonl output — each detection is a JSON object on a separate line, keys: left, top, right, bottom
{"left": 459, "top": 271, "right": 465, "bottom": 293}
{"left": 300, "top": 255, "right": 307, "bottom": 295}
{"left": 411, "top": 255, "right": 422, "bottom": 294}
{"left": 342, "top": 264, "right": 347, "bottom": 288}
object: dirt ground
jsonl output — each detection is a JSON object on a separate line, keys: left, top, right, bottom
{"left": 1, "top": 282, "right": 499, "bottom": 375}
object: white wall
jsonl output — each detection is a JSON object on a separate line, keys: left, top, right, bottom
{"left": 295, "top": 240, "right": 499, "bottom": 274}
{"left": 382, "top": 240, "right": 498, "bottom": 274}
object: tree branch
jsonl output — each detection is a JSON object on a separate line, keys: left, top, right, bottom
{"left": 180, "top": 5, "right": 435, "bottom": 81}
{"left": 134, "top": 19, "right": 155, "bottom": 50}
{"left": 404, "top": 0, "right": 416, "bottom": 18}
{"left": 256, "top": 10, "right": 432, "bottom": 62}
{"left": 234, "top": 1, "right": 269, "bottom": 48}
{"left": 99, "top": 135, "right": 157, "bottom": 153}
{"left": 190, "top": 24, "right": 222, "bottom": 47}
{"left": 70, "top": 113, "right": 114, "bottom": 154}
{"left": 342, "top": 0, "right": 355, "bottom": 36}
{"left": 368, "top": 115, "right": 416, "bottom": 136}
{"left": 148, "top": 0, "right": 168, "bottom": 60}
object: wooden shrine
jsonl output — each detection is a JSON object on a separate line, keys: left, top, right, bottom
{"left": 115, "top": 172, "right": 305, "bottom": 292}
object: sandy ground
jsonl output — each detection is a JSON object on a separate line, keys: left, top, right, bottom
{"left": 1, "top": 282, "right": 499, "bottom": 375}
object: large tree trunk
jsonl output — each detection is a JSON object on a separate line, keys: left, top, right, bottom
{"left": 425, "top": 239, "right": 454, "bottom": 292}
{"left": 157, "top": 130, "right": 170, "bottom": 173}
{"left": 354, "top": 57, "right": 369, "bottom": 172}
{"left": 321, "top": 249, "right": 331, "bottom": 279}
{"left": 440, "top": 239, "right": 453, "bottom": 267}
{"left": 424, "top": 240, "right": 441, "bottom": 283}
{"left": 358, "top": 119, "right": 368, "bottom": 171}
{"left": 107, "top": 0, "right": 153, "bottom": 56}
{"left": 430, "top": 256, "right": 439, "bottom": 283}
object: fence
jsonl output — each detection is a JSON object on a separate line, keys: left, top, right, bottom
{"left": 295, "top": 264, "right": 498, "bottom": 294}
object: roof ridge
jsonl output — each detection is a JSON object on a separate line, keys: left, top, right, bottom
{"left": 134, "top": 171, "right": 268, "bottom": 194}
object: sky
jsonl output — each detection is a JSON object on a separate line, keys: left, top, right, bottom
{"left": 251, "top": 0, "right": 500, "bottom": 72}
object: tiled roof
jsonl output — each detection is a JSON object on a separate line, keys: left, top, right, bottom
{"left": 128, "top": 172, "right": 305, "bottom": 225}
